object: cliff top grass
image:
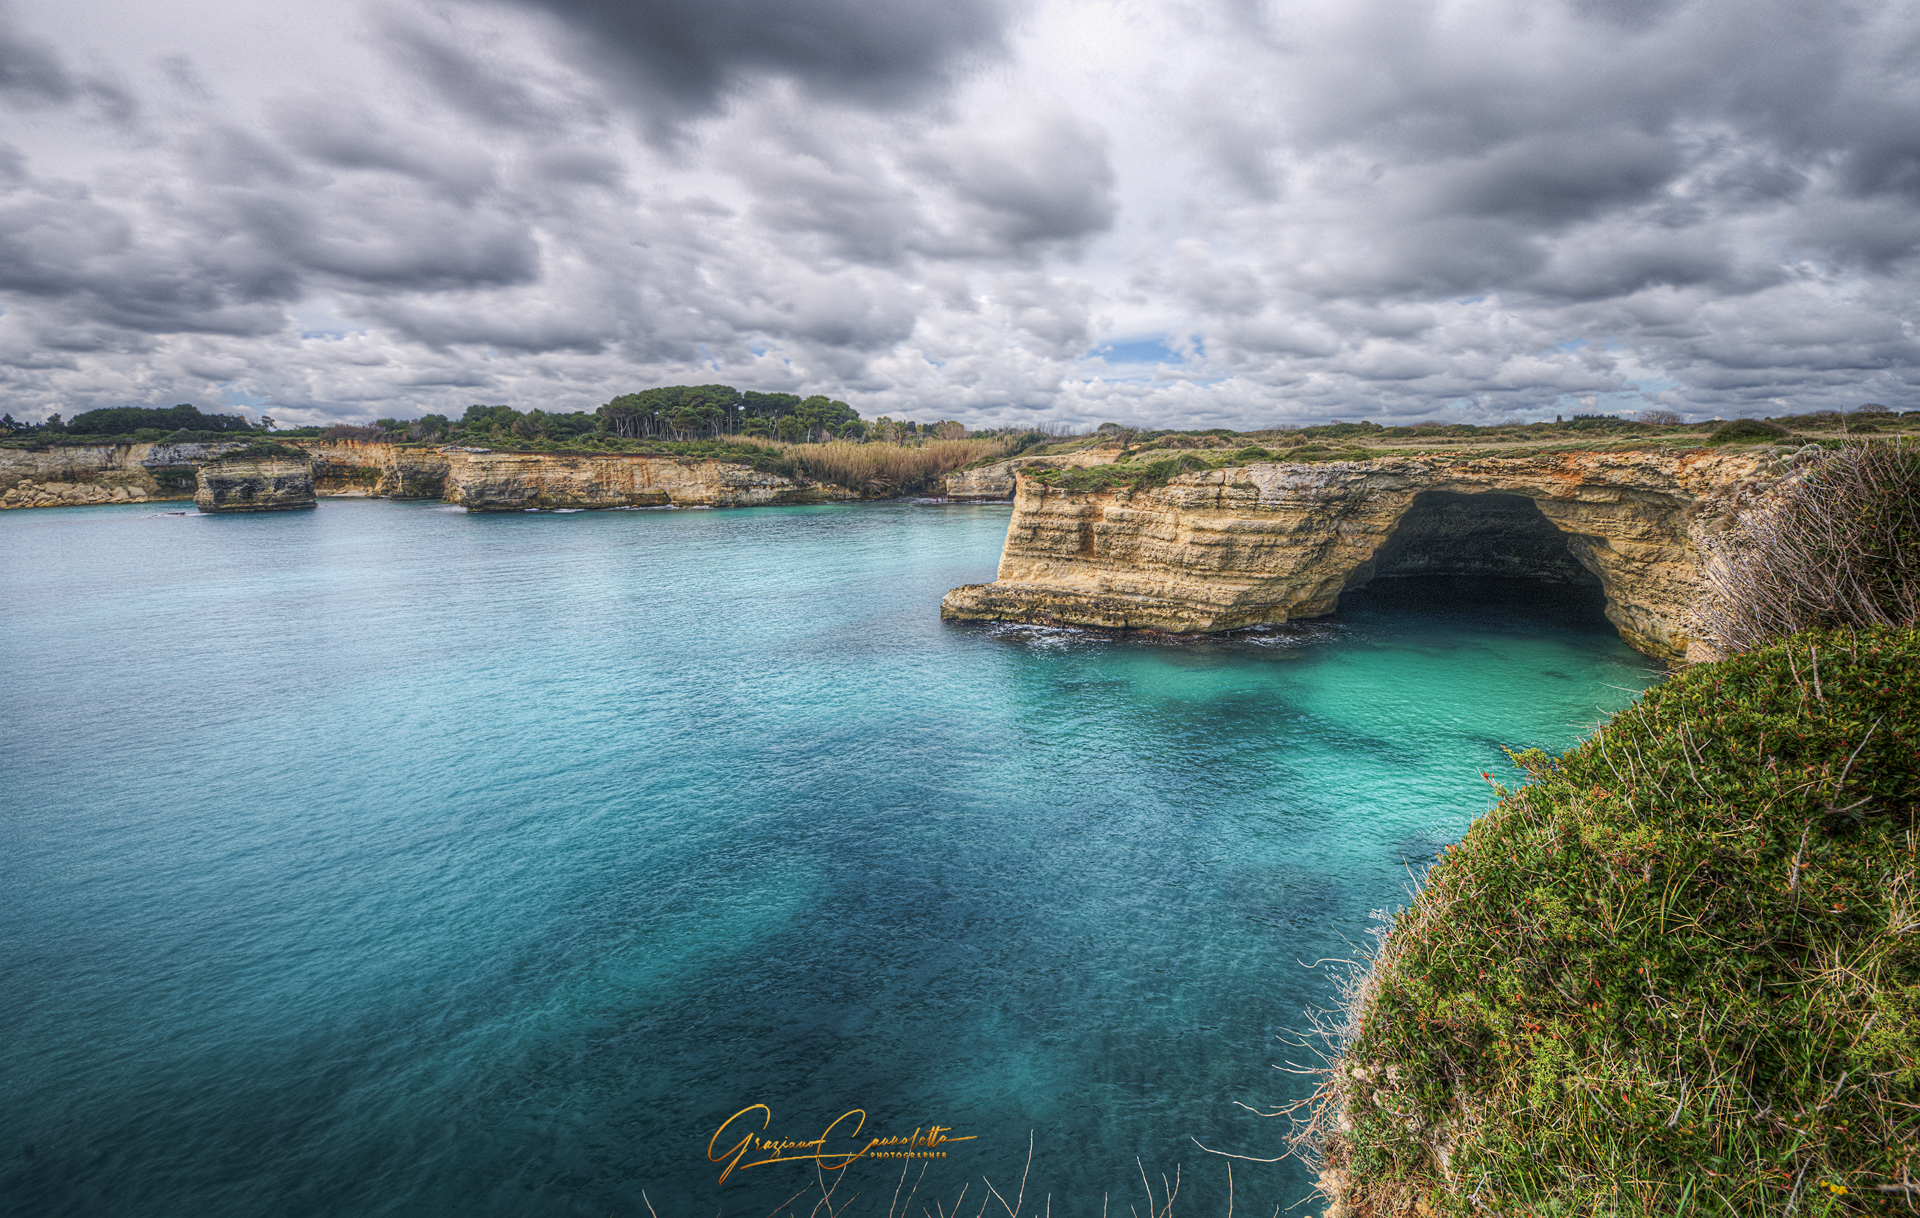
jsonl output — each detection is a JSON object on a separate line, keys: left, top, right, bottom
{"left": 1312, "top": 626, "right": 1919, "bottom": 1214}
{"left": 1009, "top": 417, "right": 1920, "bottom": 493}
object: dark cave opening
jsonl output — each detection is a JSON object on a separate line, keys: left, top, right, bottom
{"left": 1337, "top": 491, "right": 1611, "bottom": 625}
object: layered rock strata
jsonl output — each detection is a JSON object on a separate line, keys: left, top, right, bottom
{"left": 194, "top": 455, "right": 317, "bottom": 512}
{"left": 1, "top": 440, "right": 850, "bottom": 511}
{"left": 440, "top": 449, "right": 853, "bottom": 509}
{"left": 303, "top": 440, "right": 451, "bottom": 500}
{"left": 0, "top": 441, "right": 245, "bottom": 509}
{"left": 941, "top": 450, "right": 1781, "bottom": 662}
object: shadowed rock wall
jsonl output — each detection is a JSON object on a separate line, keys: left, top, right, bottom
{"left": 1351, "top": 491, "right": 1600, "bottom": 587}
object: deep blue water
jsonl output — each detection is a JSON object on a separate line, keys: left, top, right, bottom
{"left": 0, "top": 500, "right": 1659, "bottom": 1217}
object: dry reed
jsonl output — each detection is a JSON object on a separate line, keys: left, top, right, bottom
{"left": 1701, "top": 439, "right": 1920, "bottom": 653}
{"left": 730, "top": 436, "right": 1024, "bottom": 495}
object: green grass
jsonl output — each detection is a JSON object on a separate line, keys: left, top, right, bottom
{"left": 1323, "top": 628, "right": 1919, "bottom": 1214}
{"left": 1024, "top": 445, "right": 1380, "bottom": 491}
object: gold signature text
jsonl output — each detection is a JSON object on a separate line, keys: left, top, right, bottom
{"left": 708, "top": 1105, "right": 977, "bottom": 1185}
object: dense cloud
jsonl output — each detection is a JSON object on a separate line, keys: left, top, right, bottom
{"left": 0, "top": 0, "right": 1914, "bottom": 427}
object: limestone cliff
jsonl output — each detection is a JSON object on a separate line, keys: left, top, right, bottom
{"left": 301, "top": 440, "right": 450, "bottom": 500}
{"left": 194, "top": 453, "right": 317, "bottom": 513}
{"left": 943, "top": 447, "right": 1120, "bottom": 500}
{"left": 941, "top": 450, "right": 1783, "bottom": 662}
{"left": 440, "top": 449, "right": 854, "bottom": 509}
{"left": 0, "top": 441, "right": 245, "bottom": 509}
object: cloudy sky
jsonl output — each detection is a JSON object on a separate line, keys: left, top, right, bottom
{"left": 2, "top": 0, "right": 1917, "bottom": 428}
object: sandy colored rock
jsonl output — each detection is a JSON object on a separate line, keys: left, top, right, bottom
{"left": 301, "top": 440, "right": 452, "bottom": 499}
{"left": 195, "top": 455, "right": 317, "bottom": 513}
{"left": 440, "top": 449, "right": 854, "bottom": 509}
{"left": 942, "top": 449, "right": 1783, "bottom": 662}
{"left": 0, "top": 441, "right": 246, "bottom": 509}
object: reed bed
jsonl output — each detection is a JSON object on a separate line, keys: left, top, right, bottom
{"left": 731, "top": 436, "right": 1023, "bottom": 495}
{"left": 1703, "top": 439, "right": 1920, "bottom": 654}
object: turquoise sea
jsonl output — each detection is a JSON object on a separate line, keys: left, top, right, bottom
{"left": 0, "top": 500, "right": 1660, "bottom": 1216}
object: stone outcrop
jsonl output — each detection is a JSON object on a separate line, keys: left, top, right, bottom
{"left": 943, "top": 447, "right": 1121, "bottom": 500}
{"left": 1, "top": 439, "right": 852, "bottom": 512}
{"left": 440, "top": 449, "right": 854, "bottom": 509}
{"left": 0, "top": 441, "right": 245, "bottom": 509}
{"left": 941, "top": 450, "right": 1783, "bottom": 662}
{"left": 302, "top": 440, "right": 451, "bottom": 500}
{"left": 194, "top": 454, "right": 317, "bottom": 513}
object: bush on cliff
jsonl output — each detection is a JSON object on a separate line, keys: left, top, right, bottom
{"left": 1709, "top": 418, "right": 1790, "bottom": 445}
{"left": 1312, "top": 627, "right": 1919, "bottom": 1214}
{"left": 1703, "top": 440, "right": 1920, "bottom": 654}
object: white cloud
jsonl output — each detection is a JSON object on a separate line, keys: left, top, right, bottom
{"left": 0, "top": 0, "right": 1916, "bottom": 426}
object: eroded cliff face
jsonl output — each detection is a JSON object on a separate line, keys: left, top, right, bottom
{"left": 301, "top": 440, "right": 450, "bottom": 500}
{"left": 941, "top": 450, "right": 1781, "bottom": 661}
{"left": 195, "top": 456, "right": 317, "bottom": 512}
{"left": 0, "top": 442, "right": 244, "bottom": 509}
{"left": 441, "top": 449, "right": 854, "bottom": 509}
{"left": 1, "top": 440, "right": 851, "bottom": 512}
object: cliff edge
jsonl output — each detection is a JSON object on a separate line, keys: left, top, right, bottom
{"left": 194, "top": 446, "right": 317, "bottom": 513}
{"left": 941, "top": 449, "right": 1782, "bottom": 662}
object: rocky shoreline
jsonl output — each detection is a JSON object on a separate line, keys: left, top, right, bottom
{"left": 942, "top": 448, "right": 1791, "bottom": 662}
{"left": 0, "top": 440, "right": 860, "bottom": 513}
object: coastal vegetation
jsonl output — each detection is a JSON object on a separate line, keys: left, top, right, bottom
{"left": 1004, "top": 409, "right": 1920, "bottom": 493}
{"left": 1304, "top": 442, "right": 1920, "bottom": 1214}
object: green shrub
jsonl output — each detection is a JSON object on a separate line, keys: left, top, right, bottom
{"left": 1710, "top": 418, "right": 1789, "bottom": 444}
{"left": 1315, "top": 627, "right": 1920, "bottom": 1214}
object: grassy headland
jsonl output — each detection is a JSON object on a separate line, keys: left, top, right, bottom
{"left": 1007, "top": 411, "right": 1920, "bottom": 494}
{"left": 1316, "top": 628, "right": 1917, "bottom": 1212}
{"left": 1305, "top": 443, "right": 1920, "bottom": 1213}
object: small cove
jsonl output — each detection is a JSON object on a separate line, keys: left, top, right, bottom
{"left": 0, "top": 499, "right": 1661, "bottom": 1216}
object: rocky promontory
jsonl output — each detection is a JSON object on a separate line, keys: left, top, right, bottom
{"left": 440, "top": 449, "right": 853, "bottom": 509}
{"left": 942, "top": 449, "right": 1785, "bottom": 661}
{"left": 194, "top": 446, "right": 317, "bottom": 512}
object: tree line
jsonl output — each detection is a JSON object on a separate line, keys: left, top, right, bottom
{"left": 330, "top": 387, "right": 970, "bottom": 445}
{"left": 1, "top": 388, "right": 981, "bottom": 447}
{"left": 0, "top": 404, "right": 262, "bottom": 438}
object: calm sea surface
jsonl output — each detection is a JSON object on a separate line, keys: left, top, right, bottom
{"left": 0, "top": 499, "right": 1659, "bottom": 1217}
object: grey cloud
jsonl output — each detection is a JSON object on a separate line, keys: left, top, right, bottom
{"left": 379, "top": 18, "right": 570, "bottom": 131}
{"left": 0, "top": 13, "right": 135, "bottom": 122}
{"left": 271, "top": 98, "right": 498, "bottom": 199}
{"left": 0, "top": 19, "right": 68, "bottom": 101}
{"left": 499, "top": 0, "right": 1015, "bottom": 129}
{"left": 932, "top": 110, "right": 1115, "bottom": 249}
{"left": 1432, "top": 132, "right": 1681, "bottom": 227}
{"left": 4, "top": 0, "right": 1919, "bottom": 429}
